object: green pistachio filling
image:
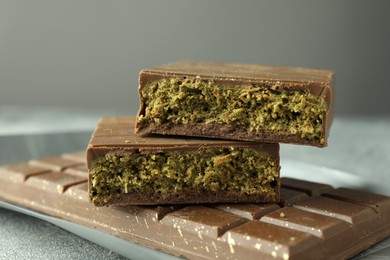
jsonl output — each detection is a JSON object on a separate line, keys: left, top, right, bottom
{"left": 90, "top": 148, "right": 278, "bottom": 205}
{"left": 138, "top": 78, "right": 327, "bottom": 143}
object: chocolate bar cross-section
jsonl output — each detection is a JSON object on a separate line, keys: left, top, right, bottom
{"left": 87, "top": 116, "right": 280, "bottom": 206}
{"left": 136, "top": 61, "right": 334, "bottom": 147}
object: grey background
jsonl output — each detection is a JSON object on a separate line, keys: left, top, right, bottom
{"left": 1, "top": 0, "right": 390, "bottom": 116}
{"left": 1, "top": 2, "right": 390, "bottom": 258}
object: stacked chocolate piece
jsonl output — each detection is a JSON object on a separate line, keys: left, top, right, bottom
{"left": 87, "top": 61, "right": 334, "bottom": 207}
{"left": 2, "top": 61, "right": 390, "bottom": 259}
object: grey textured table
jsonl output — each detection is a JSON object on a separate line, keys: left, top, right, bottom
{"left": 0, "top": 108, "right": 390, "bottom": 259}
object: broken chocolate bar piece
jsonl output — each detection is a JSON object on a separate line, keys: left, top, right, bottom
{"left": 136, "top": 61, "right": 334, "bottom": 147}
{"left": 1, "top": 156, "right": 390, "bottom": 259}
{"left": 87, "top": 116, "right": 280, "bottom": 206}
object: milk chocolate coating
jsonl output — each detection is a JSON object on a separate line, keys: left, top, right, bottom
{"left": 136, "top": 61, "right": 334, "bottom": 147}
{"left": 1, "top": 154, "right": 390, "bottom": 259}
{"left": 87, "top": 116, "right": 280, "bottom": 206}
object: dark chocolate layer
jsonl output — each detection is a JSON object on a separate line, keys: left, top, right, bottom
{"left": 136, "top": 61, "right": 334, "bottom": 147}
{"left": 87, "top": 116, "right": 280, "bottom": 206}
{"left": 1, "top": 153, "right": 389, "bottom": 259}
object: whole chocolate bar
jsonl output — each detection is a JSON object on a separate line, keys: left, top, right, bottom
{"left": 1, "top": 153, "right": 389, "bottom": 259}
{"left": 136, "top": 61, "right": 334, "bottom": 147}
{"left": 87, "top": 116, "right": 280, "bottom": 206}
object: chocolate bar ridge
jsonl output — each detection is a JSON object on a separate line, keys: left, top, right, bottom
{"left": 136, "top": 61, "right": 334, "bottom": 147}
{"left": 1, "top": 154, "right": 390, "bottom": 259}
{"left": 87, "top": 116, "right": 280, "bottom": 206}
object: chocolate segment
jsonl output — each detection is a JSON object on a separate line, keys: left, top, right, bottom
{"left": 136, "top": 61, "right": 334, "bottom": 147}
{"left": 1, "top": 153, "right": 389, "bottom": 259}
{"left": 215, "top": 203, "right": 281, "bottom": 220}
{"left": 281, "top": 177, "right": 333, "bottom": 196}
{"left": 87, "top": 116, "right": 280, "bottom": 206}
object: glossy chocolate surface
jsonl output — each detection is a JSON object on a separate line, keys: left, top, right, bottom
{"left": 1, "top": 153, "right": 390, "bottom": 259}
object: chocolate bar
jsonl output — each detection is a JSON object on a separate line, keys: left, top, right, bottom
{"left": 136, "top": 61, "right": 334, "bottom": 147}
{"left": 87, "top": 116, "right": 280, "bottom": 206}
{"left": 1, "top": 153, "right": 389, "bottom": 259}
